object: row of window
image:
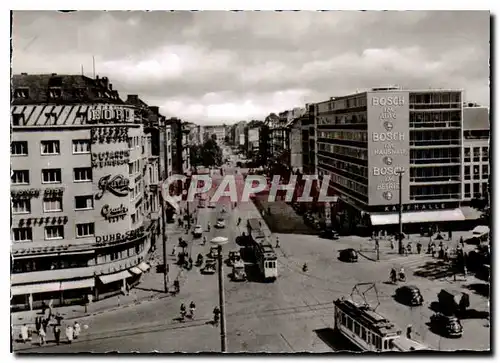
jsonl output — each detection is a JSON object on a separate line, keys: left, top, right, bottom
{"left": 318, "top": 154, "right": 368, "bottom": 179}
{"left": 336, "top": 309, "right": 387, "bottom": 351}
{"left": 409, "top": 92, "right": 462, "bottom": 105}
{"left": 323, "top": 96, "right": 367, "bottom": 112}
{"left": 11, "top": 140, "right": 91, "bottom": 156}
{"left": 464, "top": 182, "right": 489, "bottom": 199}
{"left": 464, "top": 165, "right": 489, "bottom": 180}
{"left": 12, "top": 222, "right": 95, "bottom": 242}
{"left": 318, "top": 130, "right": 368, "bottom": 142}
{"left": 316, "top": 112, "right": 368, "bottom": 125}
{"left": 12, "top": 195, "right": 94, "bottom": 214}
{"left": 464, "top": 146, "right": 489, "bottom": 162}
{"left": 409, "top": 184, "right": 461, "bottom": 201}
{"left": 11, "top": 168, "right": 92, "bottom": 185}
{"left": 317, "top": 142, "right": 368, "bottom": 161}
{"left": 409, "top": 166, "right": 460, "bottom": 182}
{"left": 409, "top": 148, "right": 460, "bottom": 164}
{"left": 318, "top": 167, "right": 368, "bottom": 196}
{"left": 127, "top": 136, "right": 143, "bottom": 150}
{"left": 129, "top": 159, "right": 142, "bottom": 176}
{"left": 130, "top": 180, "right": 143, "bottom": 201}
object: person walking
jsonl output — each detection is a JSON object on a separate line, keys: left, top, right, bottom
{"left": 73, "top": 322, "right": 81, "bottom": 340}
{"left": 20, "top": 324, "right": 29, "bottom": 343}
{"left": 53, "top": 324, "right": 61, "bottom": 345}
{"left": 35, "top": 316, "right": 41, "bottom": 333}
{"left": 38, "top": 326, "right": 46, "bottom": 346}
{"left": 65, "top": 325, "right": 74, "bottom": 344}
{"left": 406, "top": 325, "right": 413, "bottom": 339}
{"left": 275, "top": 237, "right": 280, "bottom": 249}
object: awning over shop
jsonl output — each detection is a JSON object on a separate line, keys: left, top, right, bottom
{"left": 129, "top": 266, "right": 143, "bottom": 275}
{"left": 138, "top": 262, "right": 151, "bottom": 272}
{"left": 370, "top": 208, "right": 465, "bottom": 226}
{"left": 98, "top": 270, "right": 133, "bottom": 285}
{"left": 11, "top": 282, "right": 61, "bottom": 296}
{"left": 461, "top": 206, "right": 483, "bottom": 221}
{"left": 60, "top": 278, "right": 95, "bottom": 291}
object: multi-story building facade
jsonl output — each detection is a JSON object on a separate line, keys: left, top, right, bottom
{"left": 462, "top": 104, "right": 490, "bottom": 202}
{"left": 301, "top": 103, "right": 317, "bottom": 174}
{"left": 10, "top": 74, "right": 159, "bottom": 311}
{"left": 286, "top": 117, "right": 303, "bottom": 173}
{"left": 316, "top": 87, "right": 467, "bottom": 234}
{"left": 247, "top": 126, "right": 260, "bottom": 157}
{"left": 166, "top": 118, "right": 190, "bottom": 175}
{"left": 203, "top": 125, "right": 226, "bottom": 146}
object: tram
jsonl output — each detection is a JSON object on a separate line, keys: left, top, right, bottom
{"left": 246, "top": 218, "right": 278, "bottom": 281}
{"left": 333, "top": 298, "right": 428, "bottom": 352}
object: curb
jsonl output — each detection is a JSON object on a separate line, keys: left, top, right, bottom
{"left": 356, "top": 249, "right": 378, "bottom": 262}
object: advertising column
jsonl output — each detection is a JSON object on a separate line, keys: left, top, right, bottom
{"left": 367, "top": 91, "right": 410, "bottom": 206}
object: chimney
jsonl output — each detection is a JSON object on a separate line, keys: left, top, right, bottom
{"left": 96, "top": 75, "right": 99, "bottom": 80}
{"left": 102, "top": 76, "right": 109, "bottom": 87}
{"left": 109, "top": 83, "right": 113, "bottom": 90}
{"left": 21, "top": 72, "right": 27, "bottom": 75}
{"left": 127, "top": 94, "right": 139, "bottom": 103}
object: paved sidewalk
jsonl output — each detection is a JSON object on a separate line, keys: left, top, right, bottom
{"left": 11, "top": 218, "right": 191, "bottom": 329}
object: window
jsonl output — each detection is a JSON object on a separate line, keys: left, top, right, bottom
{"left": 43, "top": 197, "right": 62, "bottom": 212}
{"left": 465, "top": 183, "right": 471, "bottom": 198}
{"left": 361, "top": 327, "right": 367, "bottom": 341}
{"left": 11, "top": 170, "right": 30, "bottom": 184}
{"left": 75, "top": 195, "right": 94, "bottom": 210}
{"left": 464, "top": 166, "right": 470, "bottom": 180}
{"left": 473, "top": 183, "right": 480, "bottom": 194}
{"left": 473, "top": 147, "right": 480, "bottom": 162}
{"left": 473, "top": 166, "right": 480, "bottom": 180}
{"left": 482, "top": 147, "right": 489, "bottom": 161}
{"left": 482, "top": 182, "right": 488, "bottom": 196}
{"left": 49, "top": 88, "right": 62, "bottom": 98}
{"left": 14, "top": 88, "right": 29, "bottom": 98}
{"left": 76, "top": 222, "right": 94, "bottom": 238}
{"left": 12, "top": 199, "right": 31, "bottom": 214}
{"left": 45, "top": 226, "right": 64, "bottom": 240}
{"left": 41, "top": 140, "right": 60, "bottom": 155}
{"left": 482, "top": 165, "right": 489, "bottom": 178}
{"left": 354, "top": 322, "right": 360, "bottom": 336}
{"left": 12, "top": 113, "right": 25, "bottom": 126}
{"left": 129, "top": 162, "right": 133, "bottom": 175}
{"left": 74, "top": 167, "right": 92, "bottom": 182}
{"left": 346, "top": 316, "right": 353, "bottom": 330}
{"left": 11, "top": 141, "right": 28, "bottom": 156}
{"left": 13, "top": 228, "right": 32, "bottom": 242}
{"left": 42, "top": 169, "right": 61, "bottom": 183}
{"left": 72, "top": 140, "right": 91, "bottom": 154}
{"left": 464, "top": 148, "right": 471, "bottom": 162}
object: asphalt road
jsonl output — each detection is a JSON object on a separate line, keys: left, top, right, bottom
{"left": 15, "top": 164, "right": 490, "bottom": 353}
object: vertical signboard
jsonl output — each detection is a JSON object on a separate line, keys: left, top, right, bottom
{"left": 367, "top": 91, "right": 410, "bottom": 206}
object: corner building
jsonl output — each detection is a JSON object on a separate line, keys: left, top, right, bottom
{"left": 10, "top": 74, "right": 158, "bottom": 311}
{"left": 316, "top": 87, "right": 465, "bottom": 234}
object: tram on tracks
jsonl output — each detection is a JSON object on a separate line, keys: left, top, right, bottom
{"left": 246, "top": 218, "right": 278, "bottom": 281}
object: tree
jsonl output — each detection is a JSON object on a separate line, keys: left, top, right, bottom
{"left": 224, "top": 135, "right": 230, "bottom": 144}
{"left": 191, "top": 138, "right": 222, "bottom": 167}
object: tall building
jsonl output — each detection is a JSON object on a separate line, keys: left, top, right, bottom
{"left": 165, "top": 118, "right": 190, "bottom": 175}
{"left": 10, "top": 74, "right": 158, "bottom": 311}
{"left": 316, "top": 87, "right": 467, "bottom": 233}
{"left": 462, "top": 104, "right": 490, "bottom": 202}
{"left": 301, "top": 104, "right": 317, "bottom": 174}
{"left": 203, "top": 125, "right": 226, "bottom": 146}
{"left": 286, "top": 117, "right": 303, "bottom": 173}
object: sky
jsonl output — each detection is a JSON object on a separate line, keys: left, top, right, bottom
{"left": 11, "top": 10, "right": 490, "bottom": 124}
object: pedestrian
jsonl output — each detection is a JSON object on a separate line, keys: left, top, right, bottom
{"left": 237, "top": 217, "right": 241, "bottom": 226}
{"left": 460, "top": 236, "right": 464, "bottom": 248}
{"left": 73, "top": 322, "right": 81, "bottom": 339}
{"left": 38, "top": 326, "right": 46, "bottom": 346}
{"left": 448, "top": 230, "right": 452, "bottom": 241}
{"left": 275, "top": 237, "right": 280, "bottom": 249}
{"left": 41, "top": 301, "right": 47, "bottom": 315}
{"left": 53, "top": 324, "right": 61, "bottom": 345}
{"left": 20, "top": 324, "right": 28, "bottom": 343}
{"left": 171, "top": 247, "right": 176, "bottom": 256}
{"left": 416, "top": 242, "right": 422, "bottom": 254}
{"left": 42, "top": 317, "right": 49, "bottom": 332}
{"left": 464, "top": 265, "right": 468, "bottom": 278}
{"left": 66, "top": 325, "right": 74, "bottom": 344}
{"left": 55, "top": 312, "right": 64, "bottom": 326}
{"left": 406, "top": 325, "right": 413, "bottom": 339}
{"left": 35, "top": 316, "right": 41, "bottom": 332}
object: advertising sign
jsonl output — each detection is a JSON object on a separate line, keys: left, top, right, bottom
{"left": 367, "top": 91, "right": 410, "bottom": 206}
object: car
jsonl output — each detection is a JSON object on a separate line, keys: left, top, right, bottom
{"left": 429, "top": 313, "right": 463, "bottom": 338}
{"left": 215, "top": 218, "right": 225, "bottom": 228}
{"left": 201, "top": 259, "right": 216, "bottom": 274}
{"left": 209, "top": 246, "right": 220, "bottom": 259}
{"left": 193, "top": 225, "right": 203, "bottom": 238}
{"left": 320, "top": 228, "right": 340, "bottom": 240}
{"left": 228, "top": 250, "right": 241, "bottom": 266}
{"left": 339, "top": 248, "right": 358, "bottom": 262}
{"left": 395, "top": 285, "right": 424, "bottom": 306}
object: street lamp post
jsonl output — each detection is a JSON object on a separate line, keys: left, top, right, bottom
{"left": 211, "top": 236, "right": 229, "bottom": 352}
{"left": 396, "top": 170, "right": 405, "bottom": 255}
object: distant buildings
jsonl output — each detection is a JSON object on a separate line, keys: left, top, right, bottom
{"left": 203, "top": 125, "right": 226, "bottom": 146}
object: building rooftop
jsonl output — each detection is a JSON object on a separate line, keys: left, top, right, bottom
{"left": 463, "top": 106, "right": 490, "bottom": 130}
{"left": 11, "top": 73, "right": 123, "bottom": 105}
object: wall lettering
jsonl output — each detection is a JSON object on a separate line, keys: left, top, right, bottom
{"left": 95, "top": 226, "right": 145, "bottom": 245}
{"left": 101, "top": 204, "right": 128, "bottom": 222}
{"left": 383, "top": 203, "right": 448, "bottom": 212}
{"left": 91, "top": 126, "right": 129, "bottom": 144}
{"left": 11, "top": 189, "right": 40, "bottom": 199}
{"left": 44, "top": 187, "right": 64, "bottom": 197}
{"left": 91, "top": 150, "right": 130, "bottom": 169}
{"left": 18, "top": 216, "right": 68, "bottom": 227}
{"left": 95, "top": 174, "right": 133, "bottom": 200}
{"left": 87, "top": 106, "right": 134, "bottom": 124}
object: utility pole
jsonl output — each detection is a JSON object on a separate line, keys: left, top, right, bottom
{"left": 158, "top": 125, "right": 169, "bottom": 293}
{"left": 397, "top": 170, "right": 405, "bottom": 255}
{"left": 217, "top": 244, "right": 227, "bottom": 352}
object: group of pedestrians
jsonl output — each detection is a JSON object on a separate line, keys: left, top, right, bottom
{"left": 19, "top": 312, "right": 83, "bottom": 346}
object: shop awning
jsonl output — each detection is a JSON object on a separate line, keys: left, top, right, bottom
{"left": 138, "top": 262, "right": 151, "bottom": 272}
{"left": 129, "top": 266, "right": 143, "bottom": 275}
{"left": 370, "top": 208, "right": 466, "bottom": 226}
{"left": 98, "top": 270, "right": 133, "bottom": 285}
{"left": 60, "top": 278, "right": 95, "bottom": 291}
{"left": 11, "top": 282, "right": 61, "bottom": 296}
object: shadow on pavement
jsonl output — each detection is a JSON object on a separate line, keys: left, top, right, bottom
{"left": 314, "top": 328, "right": 362, "bottom": 352}
{"left": 413, "top": 260, "right": 454, "bottom": 280}
{"left": 133, "top": 287, "right": 165, "bottom": 294}
{"left": 463, "top": 283, "right": 490, "bottom": 298}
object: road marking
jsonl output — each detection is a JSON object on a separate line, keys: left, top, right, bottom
{"left": 279, "top": 333, "right": 295, "bottom": 352}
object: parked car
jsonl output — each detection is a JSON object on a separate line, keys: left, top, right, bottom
{"left": 430, "top": 313, "right": 463, "bottom": 338}
{"left": 320, "top": 228, "right": 340, "bottom": 240}
{"left": 395, "top": 285, "right": 424, "bottom": 306}
{"left": 193, "top": 225, "right": 203, "bottom": 238}
{"left": 215, "top": 218, "right": 225, "bottom": 228}
{"left": 201, "top": 259, "right": 216, "bottom": 274}
{"left": 209, "top": 246, "right": 220, "bottom": 259}
{"left": 228, "top": 250, "right": 241, "bottom": 266}
{"left": 231, "top": 260, "right": 247, "bottom": 281}
{"left": 339, "top": 248, "right": 358, "bottom": 262}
